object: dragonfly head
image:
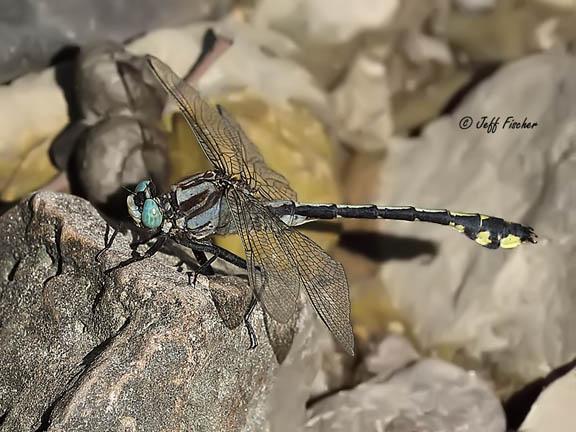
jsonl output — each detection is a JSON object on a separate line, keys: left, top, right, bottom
{"left": 127, "top": 180, "right": 164, "bottom": 230}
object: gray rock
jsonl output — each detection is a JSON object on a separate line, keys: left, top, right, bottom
{"left": 330, "top": 55, "right": 393, "bottom": 152}
{"left": 520, "top": 365, "right": 576, "bottom": 432}
{"left": 305, "top": 340, "right": 505, "bottom": 432}
{"left": 74, "top": 115, "right": 169, "bottom": 206}
{"left": 454, "top": 0, "right": 496, "bottom": 12}
{"left": 71, "top": 43, "right": 170, "bottom": 207}
{"left": 0, "top": 0, "right": 231, "bottom": 83}
{"left": 0, "top": 192, "right": 317, "bottom": 431}
{"left": 76, "top": 42, "right": 164, "bottom": 124}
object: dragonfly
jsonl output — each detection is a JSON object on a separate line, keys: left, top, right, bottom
{"left": 102, "top": 55, "right": 537, "bottom": 357}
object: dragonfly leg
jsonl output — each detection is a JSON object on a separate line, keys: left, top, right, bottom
{"left": 129, "top": 231, "right": 161, "bottom": 256}
{"left": 184, "top": 239, "right": 248, "bottom": 270}
{"left": 187, "top": 250, "right": 218, "bottom": 286}
{"left": 185, "top": 239, "right": 257, "bottom": 349}
{"left": 178, "top": 237, "right": 258, "bottom": 348}
{"left": 95, "top": 224, "right": 119, "bottom": 263}
{"left": 105, "top": 235, "right": 166, "bottom": 274}
{"left": 193, "top": 250, "right": 217, "bottom": 274}
{"left": 244, "top": 295, "right": 258, "bottom": 350}
{"left": 174, "top": 259, "right": 186, "bottom": 273}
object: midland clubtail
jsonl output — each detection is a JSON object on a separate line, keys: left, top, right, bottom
{"left": 101, "top": 55, "right": 537, "bottom": 356}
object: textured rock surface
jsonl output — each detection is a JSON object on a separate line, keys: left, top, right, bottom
{"left": 304, "top": 336, "right": 506, "bottom": 432}
{"left": 0, "top": 0, "right": 231, "bottom": 83}
{"left": 0, "top": 192, "right": 319, "bottom": 431}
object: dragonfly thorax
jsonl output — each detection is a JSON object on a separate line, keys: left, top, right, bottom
{"left": 170, "top": 171, "right": 234, "bottom": 239}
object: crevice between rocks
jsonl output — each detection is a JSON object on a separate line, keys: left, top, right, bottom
{"left": 0, "top": 409, "right": 9, "bottom": 426}
{"left": 42, "top": 223, "right": 64, "bottom": 290}
{"left": 7, "top": 257, "right": 20, "bottom": 282}
{"left": 35, "top": 388, "right": 67, "bottom": 432}
{"left": 33, "top": 359, "right": 90, "bottom": 432}
{"left": 91, "top": 280, "right": 107, "bottom": 314}
{"left": 82, "top": 317, "right": 131, "bottom": 367}
{"left": 504, "top": 356, "right": 576, "bottom": 430}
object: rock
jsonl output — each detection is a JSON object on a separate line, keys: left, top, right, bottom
{"left": 532, "top": 0, "right": 576, "bottom": 9}
{"left": 0, "top": 0, "right": 231, "bottom": 83}
{"left": 534, "top": 18, "right": 563, "bottom": 51}
{"left": 505, "top": 357, "right": 576, "bottom": 429}
{"left": 74, "top": 116, "right": 169, "bottom": 208}
{"left": 519, "top": 364, "right": 576, "bottom": 431}
{"left": 391, "top": 68, "right": 473, "bottom": 132}
{"left": 128, "top": 22, "right": 328, "bottom": 111}
{"left": 251, "top": 0, "right": 400, "bottom": 87}
{"left": 76, "top": 43, "right": 164, "bottom": 124}
{"left": 363, "top": 334, "right": 420, "bottom": 377}
{"left": 454, "top": 0, "right": 497, "bottom": 12}
{"left": 330, "top": 55, "right": 393, "bottom": 151}
{"left": 362, "top": 52, "right": 576, "bottom": 384}
{"left": 442, "top": 1, "right": 557, "bottom": 62}
{"left": 0, "top": 68, "right": 66, "bottom": 201}
{"left": 0, "top": 192, "right": 319, "bottom": 431}
{"left": 305, "top": 337, "right": 505, "bottom": 432}
{"left": 402, "top": 32, "right": 454, "bottom": 66}
{"left": 71, "top": 43, "right": 170, "bottom": 208}
{"left": 253, "top": 0, "right": 399, "bottom": 45}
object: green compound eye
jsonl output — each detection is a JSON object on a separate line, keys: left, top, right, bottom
{"left": 142, "top": 199, "right": 163, "bottom": 229}
{"left": 135, "top": 180, "right": 151, "bottom": 193}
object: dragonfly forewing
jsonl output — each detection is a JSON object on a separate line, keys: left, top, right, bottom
{"left": 147, "top": 55, "right": 296, "bottom": 202}
{"left": 216, "top": 105, "right": 297, "bottom": 202}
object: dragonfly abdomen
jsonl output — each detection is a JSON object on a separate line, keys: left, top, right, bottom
{"left": 269, "top": 202, "right": 536, "bottom": 250}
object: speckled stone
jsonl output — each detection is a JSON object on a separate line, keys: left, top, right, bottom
{"left": 0, "top": 192, "right": 311, "bottom": 431}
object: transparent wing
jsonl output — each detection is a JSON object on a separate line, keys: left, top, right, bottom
{"left": 226, "top": 188, "right": 300, "bottom": 323}
{"left": 146, "top": 55, "right": 239, "bottom": 174}
{"left": 217, "top": 106, "right": 297, "bottom": 201}
{"left": 226, "top": 188, "right": 354, "bottom": 355}
{"left": 146, "top": 55, "right": 296, "bottom": 201}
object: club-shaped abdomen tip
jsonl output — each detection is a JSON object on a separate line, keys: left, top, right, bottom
{"left": 499, "top": 223, "right": 537, "bottom": 249}
{"left": 141, "top": 199, "right": 163, "bottom": 229}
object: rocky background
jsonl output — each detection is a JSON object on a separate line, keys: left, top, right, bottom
{"left": 1, "top": 0, "right": 576, "bottom": 431}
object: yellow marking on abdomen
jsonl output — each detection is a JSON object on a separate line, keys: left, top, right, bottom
{"left": 449, "top": 211, "right": 476, "bottom": 217}
{"left": 475, "top": 231, "right": 492, "bottom": 246}
{"left": 449, "top": 222, "right": 466, "bottom": 233}
{"left": 499, "top": 234, "right": 522, "bottom": 249}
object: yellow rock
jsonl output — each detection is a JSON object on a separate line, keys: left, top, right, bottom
{"left": 350, "top": 277, "right": 416, "bottom": 347}
{"left": 0, "top": 138, "right": 59, "bottom": 201}
{"left": 0, "top": 69, "right": 67, "bottom": 201}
